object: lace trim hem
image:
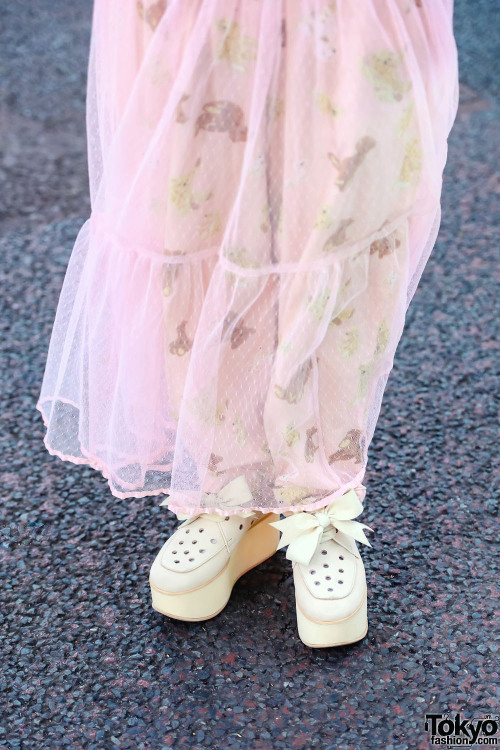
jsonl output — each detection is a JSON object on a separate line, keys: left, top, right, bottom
{"left": 36, "top": 400, "right": 367, "bottom": 516}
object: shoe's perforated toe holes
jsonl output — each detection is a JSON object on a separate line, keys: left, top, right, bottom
{"left": 339, "top": 555, "right": 344, "bottom": 560}
{"left": 310, "top": 570, "right": 316, "bottom": 575}
{"left": 199, "top": 528, "right": 204, "bottom": 533}
{"left": 314, "top": 581, "right": 320, "bottom": 586}
{"left": 325, "top": 576, "right": 331, "bottom": 581}
{"left": 321, "top": 550, "right": 327, "bottom": 556}
{"left": 174, "top": 560, "right": 180, "bottom": 564}
{"left": 327, "top": 587, "right": 333, "bottom": 592}
{"left": 185, "top": 529, "right": 190, "bottom": 534}
{"left": 210, "top": 538, "right": 217, "bottom": 544}
{"left": 179, "top": 541, "right": 184, "bottom": 545}
{"left": 199, "top": 549, "right": 206, "bottom": 554}
{"left": 239, "top": 524, "right": 243, "bottom": 530}
{"left": 323, "top": 564, "right": 329, "bottom": 568}
{"left": 339, "top": 568, "right": 344, "bottom": 573}
{"left": 172, "top": 550, "right": 177, "bottom": 555}
{"left": 192, "top": 540, "right": 197, "bottom": 545}
{"left": 338, "top": 580, "right": 344, "bottom": 584}
{"left": 189, "top": 557, "right": 194, "bottom": 562}
{"left": 224, "top": 516, "right": 229, "bottom": 521}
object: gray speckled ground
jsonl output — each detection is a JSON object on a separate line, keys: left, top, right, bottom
{"left": 1, "top": 2, "right": 498, "bottom": 748}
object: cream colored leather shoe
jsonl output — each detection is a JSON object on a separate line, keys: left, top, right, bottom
{"left": 149, "top": 476, "right": 280, "bottom": 622}
{"left": 269, "top": 487, "right": 373, "bottom": 648}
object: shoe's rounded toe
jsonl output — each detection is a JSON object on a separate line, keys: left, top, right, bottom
{"left": 292, "top": 538, "right": 368, "bottom": 647}
{"left": 293, "top": 553, "right": 367, "bottom": 623}
{"left": 149, "top": 511, "right": 280, "bottom": 621}
{"left": 149, "top": 523, "right": 229, "bottom": 595}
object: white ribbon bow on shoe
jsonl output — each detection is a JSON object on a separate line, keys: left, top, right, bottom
{"left": 269, "top": 488, "right": 373, "bottom": 565}
{"left": 160, "top": 474, "right": 257, "bottom": 522}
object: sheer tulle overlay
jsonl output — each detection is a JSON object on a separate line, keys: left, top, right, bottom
{"left": 37, "top": 0, "right": 459, "bottom": 514}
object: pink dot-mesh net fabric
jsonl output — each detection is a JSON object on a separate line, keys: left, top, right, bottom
{"left": 36, "top": 0, "right": 459, "bottom": 515}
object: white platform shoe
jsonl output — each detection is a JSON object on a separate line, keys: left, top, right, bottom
{"left": 270, "top": 487, "right": 373, "bottom": 648}
{"left": 149, "top": 475, "right": 280, "bottom": 622}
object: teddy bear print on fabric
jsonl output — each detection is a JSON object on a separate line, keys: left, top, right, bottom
{"left": 274, "top": 358, "right": 313, "bottom": 404}
{"left": 370, "top": 235, "right": 400, "bottom": 259}
{"left": 362, "top": 50, "right": 412, "bottom": 103}
{"left": 208, "top": 452, "right": 225, "bottom": 476}
{"left": 330, "top": 306, "right": 355, "bottom": 327}
{"left": 136, "top": 0, "right": 167, "bottom": 31}
{"left": 168, "top": 321, "right": 193, "bottom": 356}
{"left": 283, "top": 422, "right": 300, "bottom": 448}
{"left": 168, "top": 157, "right": 213, "bottom": 216}
{"left": 194, "top": 101, "right": 248, "bottom": 142}
{"left": 214, "top": 19, "right": 258, "bottom": 73}
{"left": 328, "top": 136, "right": 376, "bottom": 191}
{"left": 304, "top": 426, "right": 319, "bottom": 463}
{"left": 273, "top": 484, "right": 315, "bottom": 507}
{"left": 338, "top": 326, "right": 360, "bottom": 358}
{"left": 322, "top": 218, "right": 355, "bottom": 253}
{"left": 221, "top": 311, "right": 256, "bottom": 350}
{"left": 327, "top": 428, "right": 365, "bottom": 464}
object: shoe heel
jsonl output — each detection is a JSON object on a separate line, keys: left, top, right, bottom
{"left": 150, "top": 512, "right": 280, "bottom": 622}
{"left": 228, "top": 512, "right": 281, "bottom": 583}
{"left": 295, "top": 592, "right": 368, "bottom": 648}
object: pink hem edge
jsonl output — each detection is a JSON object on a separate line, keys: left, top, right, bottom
{"left": 35, "top": 401, "right": 369, "bottom": 518}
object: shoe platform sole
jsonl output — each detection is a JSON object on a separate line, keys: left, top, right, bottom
{"left": 295, "top": 590, "right": 368, "bottom": 648}
{"left": 150, "top": 512, "right": 280, "bottom": 622}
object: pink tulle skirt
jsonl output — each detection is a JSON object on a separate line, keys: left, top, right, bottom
{"left": 36, "top": 0, "right": 459, "bottom": 515}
